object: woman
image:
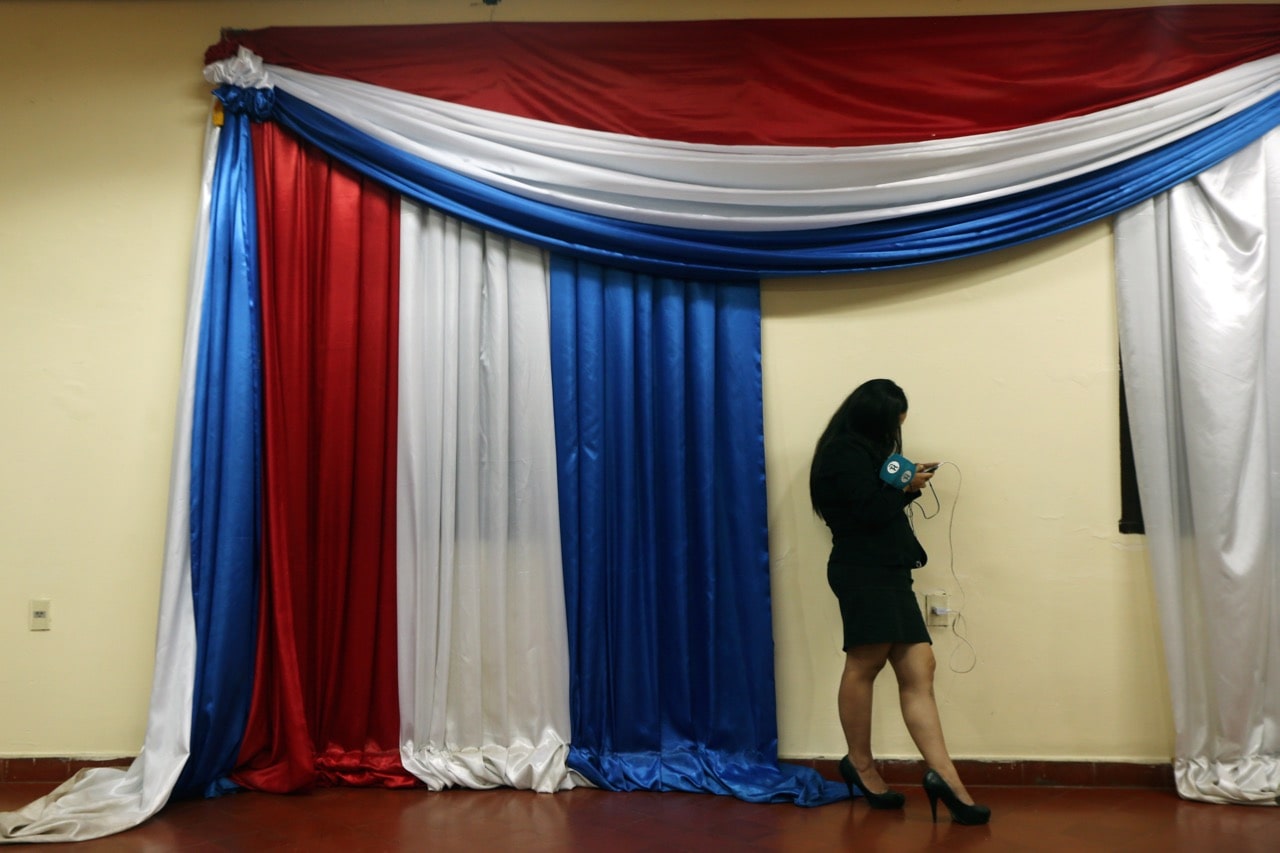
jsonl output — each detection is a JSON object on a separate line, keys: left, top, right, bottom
{"left": 809, "top": 379, "right": 990, "bottom": 825}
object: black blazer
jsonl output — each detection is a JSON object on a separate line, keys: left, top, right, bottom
{"left": 811, "top": 434, "right": 927, "bottom": 569}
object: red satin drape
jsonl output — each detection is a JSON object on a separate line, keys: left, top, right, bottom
{"left": 230, "top": 122, "right": 416, "bottom": 791}
{"left": 206, "top": 7, "right": 1280, "bottom": 146}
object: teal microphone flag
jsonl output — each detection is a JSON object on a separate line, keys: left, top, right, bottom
{"left": 879, "top": 453, "right": 917, "bottom": 489}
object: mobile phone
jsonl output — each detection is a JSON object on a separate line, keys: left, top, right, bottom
{"left": 921, "top": 464, "right": 940, "bottom": 473}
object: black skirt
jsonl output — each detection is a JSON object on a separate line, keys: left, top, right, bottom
{"left": 827, "top": 562, "right": 931, "bottom": 649}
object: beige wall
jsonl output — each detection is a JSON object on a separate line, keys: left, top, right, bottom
{"left": 9, "top": 0, "right": 1253, "bottom": 761}
{"left": 764, "top": 227, "right": 1171, "bottom": 760}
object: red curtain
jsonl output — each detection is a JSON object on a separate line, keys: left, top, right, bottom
{"left": 207, "top": 7, "right": 1280, "bottom": 145}
{"left": 231, "top": 122, "right": 416, "bottom": 791}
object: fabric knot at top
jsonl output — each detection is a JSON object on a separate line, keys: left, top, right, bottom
{"left": 204, "top": 46, "right": 271, "bottom": 88}
{"left": 205, "top": 46, "right": 274, "bottom": 120}
{"left": 213, "top": 84, "right": 276, "bottom": 120}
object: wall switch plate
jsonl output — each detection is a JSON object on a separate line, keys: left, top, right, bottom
{"left": 924, "top": 591, "right": 949, "bottom": 627}
{"left": 29, "top": 599, "right": 52, "bottom": 631}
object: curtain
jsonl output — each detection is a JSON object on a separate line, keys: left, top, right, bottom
{"left": 1115, "top": 126, "right": 1280, "bottom": 805}
{"left": 230, "top": 121, "right": 413, "bottom": 792}
{"left": 0, "top": 115, "right": 225, "bottom": 842}
{"left": 173, "top": 96, "right": 263, "bottom": 801}
{"left": 256, "top": 61, "right": 1280, "bottom": 277}
{"left": 549, "top": 259, "right": 841, "bottom": 804}
{"left": 7, "top": 10, "right": 1280, "bottom": 843}
{"left": 258, "top": 56, "right": 1280, "bottom": 232}
{"left": 396, "top": 202, "right": 577, "bottom": 792}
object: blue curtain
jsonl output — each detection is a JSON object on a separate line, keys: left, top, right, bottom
{"left": 549, "top": 256, "right": 846, "bottom": 805}
{"left": 173, "top": 104, "right": 263, "bottom": 799}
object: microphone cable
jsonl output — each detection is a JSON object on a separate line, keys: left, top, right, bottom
{"left": 911, "top": 462, "right": 978, "bottom": 674}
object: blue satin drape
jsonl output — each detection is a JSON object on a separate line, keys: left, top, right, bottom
{"left": 173, "top": 105, "right": 262, "bottom": 799}
{"left": 549, "top": 257, "right": 846, "bottom": 805}
{"left": 265, "top": 86, "right": 1280, "bottom": 279}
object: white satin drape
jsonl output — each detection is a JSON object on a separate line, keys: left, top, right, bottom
{"left": 263, "top": 53, "right": 1280, "bottom": 231}
{"left": 395, "top": 202, "right": 580, "bottom": 792}
{"left": 0, "top": 121, "right": 221, "bottom": 844}
{"left": 1116, "top": 127, "right": 1280, "bottom": 805}
{"left": 211, "top": 49, "right": 1280, "bottom": 233}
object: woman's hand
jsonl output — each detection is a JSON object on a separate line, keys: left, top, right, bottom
{"left": 908, "top": 463, "right": 939, "bottom": 491}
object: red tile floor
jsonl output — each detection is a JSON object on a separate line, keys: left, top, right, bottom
{"left": 3, "top": 780, "right": 1278, "bottom": 851}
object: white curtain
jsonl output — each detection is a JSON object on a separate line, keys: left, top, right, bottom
{"left": 1116, "top": 127, "right": 1280, "bottom": 805}
{"left": 0, "top": 120, "right": 221, "bottom": 844}
{"left": 395, "top": 202, "right": 580, "bottom": 792}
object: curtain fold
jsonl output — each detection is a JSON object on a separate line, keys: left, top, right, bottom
{"left": 1116, "top": 126, "right": 1280, "bottom": 805}
{"left": 396, "top": 202, "right": 578, "bottom": 792}
{"left": 230, "top": 122, "right": 413, "bottom": 792}
{"left": 549, "top": 258, "right": 844, "bottom": 805}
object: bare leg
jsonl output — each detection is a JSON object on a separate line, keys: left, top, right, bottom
{"left": 887, "top": 642, "right": 975, "bottom": 804}
{"left": 838, "top": 643, "right": 893, "bottom": 793}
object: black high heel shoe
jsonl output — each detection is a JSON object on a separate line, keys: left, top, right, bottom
{"left": 922, "top": 769, "right": 991, "bottom": 825}
{"left": 838, "top": 756, "right": 905, "bottom": 809}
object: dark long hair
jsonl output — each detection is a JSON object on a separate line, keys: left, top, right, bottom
{"left": 809, "top": 379, "right": 908, "bottom": 516}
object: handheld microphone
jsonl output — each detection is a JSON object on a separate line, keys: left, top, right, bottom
{"left": 879, "top": 453, "right": 918, "bottom": 489}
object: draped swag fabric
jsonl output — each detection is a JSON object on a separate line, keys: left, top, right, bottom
{"left": 249, "top": 57, "right": 1280, "bottom": 279}
{"left": 5, "top": 8, "right": 1280, "bottom": 844}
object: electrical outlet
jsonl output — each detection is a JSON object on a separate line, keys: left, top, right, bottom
{"left": 924, "top": 591, "right": 949, "bottom": 627}
{"left": 29, "top": 599, "right": 52, "bottom": 631}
